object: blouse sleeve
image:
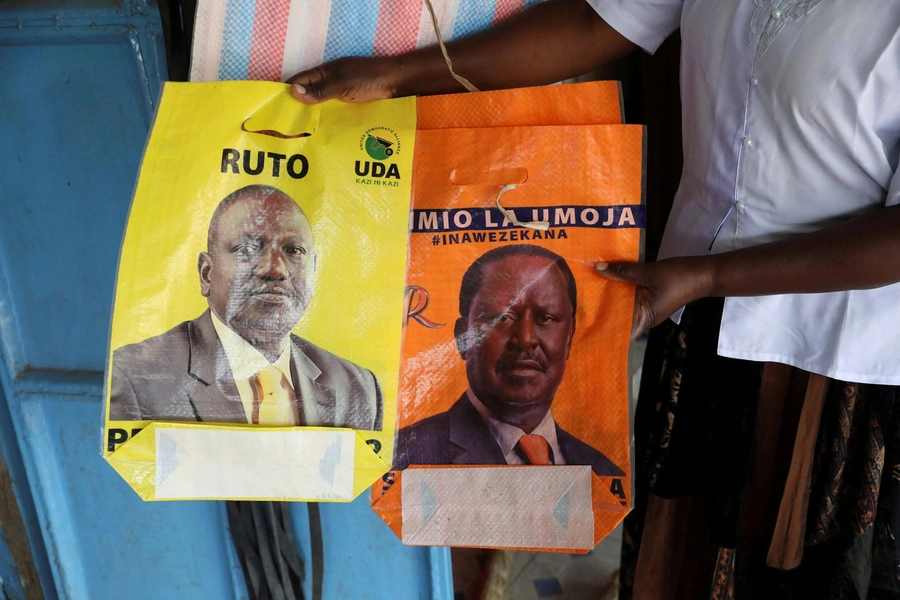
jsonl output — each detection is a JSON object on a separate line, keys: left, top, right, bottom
{"left": 586, "top": 0, "right": 684, "bottom": 55}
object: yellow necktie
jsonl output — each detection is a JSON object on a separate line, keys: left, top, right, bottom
{"left": 252, "top": 366, "right": 295, "bottom": 426}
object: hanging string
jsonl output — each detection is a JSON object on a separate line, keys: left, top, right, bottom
{"left": 423, "top": 0, "right": 480, "bottom": 92}
{"left": 421, "top": 2, "right": 545, "bottom": 230}
{"left": 494, "top": 184, "right": 550, "bottom": 231}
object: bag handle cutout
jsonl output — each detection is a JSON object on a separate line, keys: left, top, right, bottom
{"left": 448, "top": 168, "right": 548, "bottom": 231}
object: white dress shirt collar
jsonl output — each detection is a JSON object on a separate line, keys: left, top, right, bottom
{"left": 210, "top": 311, "right": 293, "bottom": 422}
{"left": 466, "top": 389, "right": 566, "bottom": 465}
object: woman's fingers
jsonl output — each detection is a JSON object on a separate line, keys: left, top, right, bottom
{"left": 597, "top": 261, "right": 656, "bottom": 338}
{"left": 286, "top": 57, "right": 397, "bottom": 104}
{"left": 595, "top": 260, "right": 652, "bottom": 285}
{"left": 287, "top": 66, "right": 330, "bottom": 103}
{"left": 631, "top": 286, "right": 657, "bottom": 340}
{"left": 596, "top": 258, "right": 712, "bottom": 338}
{"left": 287, "top": 64, "right": 350, "bottom": 104}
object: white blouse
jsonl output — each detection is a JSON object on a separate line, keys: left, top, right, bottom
{"left": 589, "top": 0, "right": 900, "bottom": 385}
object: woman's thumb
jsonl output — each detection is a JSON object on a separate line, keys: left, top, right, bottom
{"left": 594, "top": 261, "right": 647, "bottom": 284}
{"left": 287, "top": 67, "right": 337, "bottom": 104}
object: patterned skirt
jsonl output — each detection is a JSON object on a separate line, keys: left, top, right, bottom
{"left": 620, "top": 297, "right": 900, "bottom": 600}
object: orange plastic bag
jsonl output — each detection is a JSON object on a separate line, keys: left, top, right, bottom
{"left": 417, "top": 80, "right": 623, "bottom": 129}
{"left": 372, "top": 82, "right": 644, "bottom": 552}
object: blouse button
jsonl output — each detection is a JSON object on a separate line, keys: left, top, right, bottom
{"left": 742, "top": 136, "right": 754, "bottom": 147}
{"left": 771, "top": 8, "right": 782, "bottom": 18}
{"left": 736, "top": 201, "right": 746, "bottom": 211}
{"left": 750, "top": 75, "right": 760, "bottom": 86}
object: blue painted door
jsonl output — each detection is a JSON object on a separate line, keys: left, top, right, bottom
{"left": 0, "top": 1, "right": 451, "bottom": 598}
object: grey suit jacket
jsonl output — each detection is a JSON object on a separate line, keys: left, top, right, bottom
{"left": 109, "top": 310, "right": 383, "bottom": 430}
{"left": 394, "top": 393, "right": 624, "bottom": 476}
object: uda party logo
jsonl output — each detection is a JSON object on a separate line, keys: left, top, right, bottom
{"left": 356, "top": 127, "right": 402, "bottom": 183}
{"left": 361, "top": 127, "right": 401, "bottom": 160}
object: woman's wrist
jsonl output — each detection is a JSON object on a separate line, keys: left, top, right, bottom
{"left": 383, "top": 54, "right": 414, "bottom": 98}
{"left": 678, "top": 255, "right": 718, "bottom": 301}
{"left": 389, "top": 47, "right": 463, "bottom": 98}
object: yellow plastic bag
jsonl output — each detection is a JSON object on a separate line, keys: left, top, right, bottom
{"left": 103, "top": 81, "right": 415, "bottom": 501}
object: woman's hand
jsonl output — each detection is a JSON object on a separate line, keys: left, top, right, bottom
{"left": 287, "top": 56, "right": 400, "bottom": 104}
{"left": 595, "top": 257, "right": 714, "bottom": 340}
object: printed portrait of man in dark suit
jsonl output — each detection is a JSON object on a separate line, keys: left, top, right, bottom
{"left": 109, "top": 184, "right": 383, "bottom": 430}
{"left": 394, "top": 244, "right": 623, "bottom": 476}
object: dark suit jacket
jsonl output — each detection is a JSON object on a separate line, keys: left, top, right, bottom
{"left": 394, "top": 394, "right": 624, "bottom": 476}
{"left": 109, "top": 310, "right": 383, "bottom": 430}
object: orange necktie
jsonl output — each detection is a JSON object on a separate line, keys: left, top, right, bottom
{"left": 516, "top": 434, "right": 553, "bottom": 465}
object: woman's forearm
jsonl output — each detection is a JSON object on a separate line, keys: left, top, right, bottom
{"left": 390, "top": 0, "right": 638, "bottom": 96}
{"left": 597, "top": 204, "right": 900, "bottom": 337}
{"left": 704, "top": 204, "right": 900, "bottom": 298}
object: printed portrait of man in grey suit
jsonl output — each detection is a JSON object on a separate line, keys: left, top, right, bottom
{"left": 109, "top": 184, "right": 383, "bottom": 430}
{"left": 394, "top": 245, "right": 621, "bottom": 476}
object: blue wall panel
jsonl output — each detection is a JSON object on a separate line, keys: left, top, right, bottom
{"left": 0, "top": 31, "right": 156, "bottom": 373}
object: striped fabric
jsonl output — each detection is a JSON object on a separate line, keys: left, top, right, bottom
{"left": 192, "top": 0, "right": 545, "bottom": 82}
{"left": 247, "top": 0, "right": 293, "bottom": 81}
